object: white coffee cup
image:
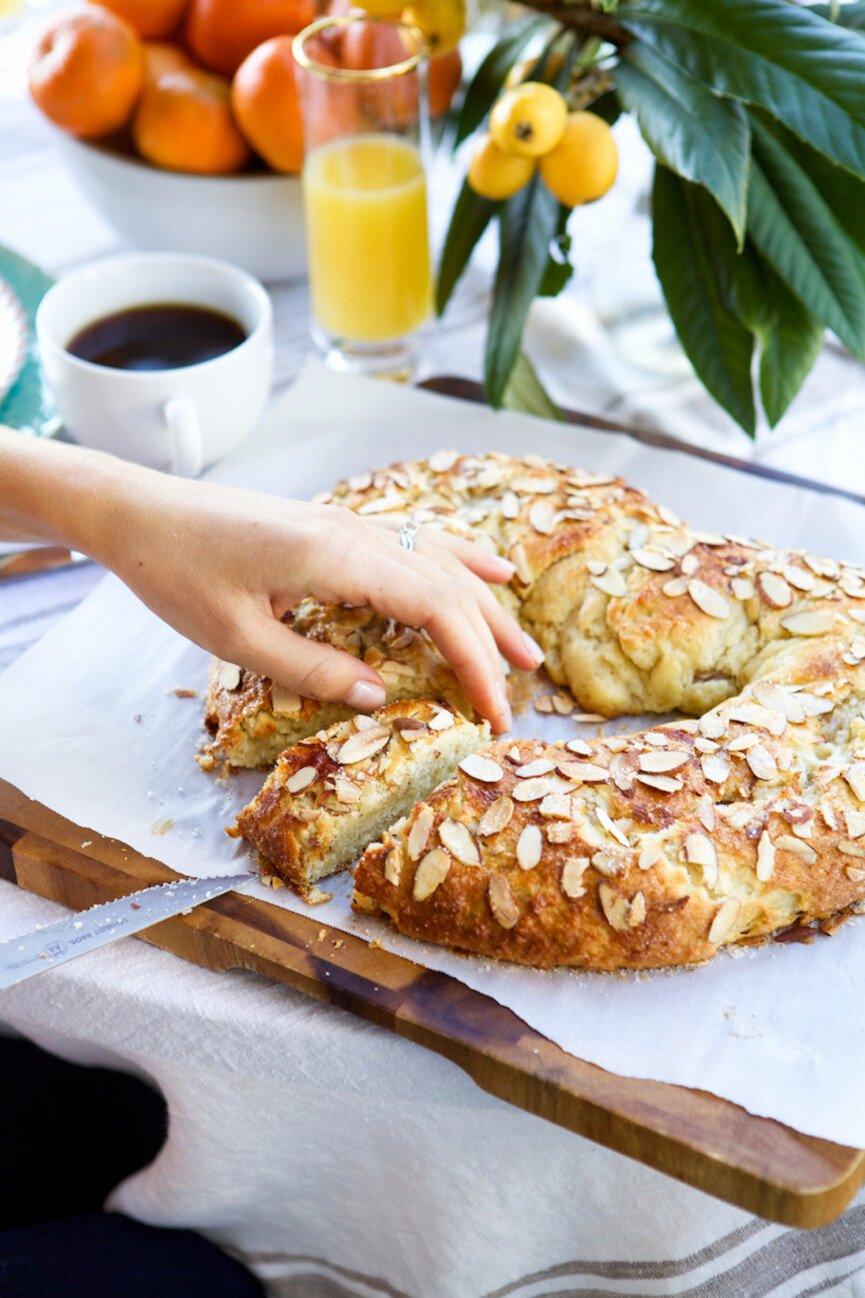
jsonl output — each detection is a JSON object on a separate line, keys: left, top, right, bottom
{"left": 36, "top": 252, "right": 273, "bottom": 476}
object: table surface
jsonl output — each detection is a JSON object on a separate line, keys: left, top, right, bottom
{"left": 4, "top": 15, "right": 865, "bottom": 1296}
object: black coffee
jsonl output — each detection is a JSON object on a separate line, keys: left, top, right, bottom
{"left": 67, "top": 303, "right": 247, "bottom": 371}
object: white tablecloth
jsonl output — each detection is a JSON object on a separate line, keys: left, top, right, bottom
{"left": 3, "top": 14, "right": 865, "bottom": 1295}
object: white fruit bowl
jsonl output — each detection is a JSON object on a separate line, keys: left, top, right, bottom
{"left": 54, "top": 131, "right": 307, "bottom": 284}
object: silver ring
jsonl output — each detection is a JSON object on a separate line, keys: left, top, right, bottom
{"left": 398, "top": 518, "right": 421, "bottom": 553}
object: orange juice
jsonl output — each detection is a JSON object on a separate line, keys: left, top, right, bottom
{"left": 303, "top": 133, "right": 431, "bottom": 342}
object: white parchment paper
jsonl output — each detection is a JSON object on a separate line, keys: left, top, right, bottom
{"left": 2, "top": 360, "right": 865, "bottom": 1146}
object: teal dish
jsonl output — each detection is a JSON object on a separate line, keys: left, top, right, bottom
{"left": 0, "top": 244, "right": 59, "bottom": 436}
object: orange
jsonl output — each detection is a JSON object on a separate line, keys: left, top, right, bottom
{"left": 428, "top": 46, "right": 460, "bottom": 119}
{"left": 540, "top": 111, "right": 618, "bottom": 206}
{"left": 142, "top": 38, "right": 191, "bottom": 80}
{"left": 231, "top": 36, "right": 304, "bottom": 173}
{"left": 467, "top": 133, "right": 534, "bottom": 201}
{"left": 184, "top": 0, "right": 318, "bottom": 77}
{"left": 340, "top": 19, "right": 421, "bottom": 128}
{"left": 132, "top": 68, "right": 250, "bottom": 173}
{"left": 490, "top": 82, "right": 567, "bottom": 158}
{"left": 28, "top": 7, "right": 145, "bottom": 139}
{"left": 92, "top": 0, "right": 189, "bottom": 40}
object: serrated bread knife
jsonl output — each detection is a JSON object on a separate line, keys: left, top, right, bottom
{"left": 0, "top": 871, "right": 257, "bottom": 990}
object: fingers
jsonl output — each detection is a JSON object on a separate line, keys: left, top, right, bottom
{"left": 231, "top": 615, "right": 387, "bottom": 713}
{"left": 371, "top": 517, "right": 516, "bottom": 583}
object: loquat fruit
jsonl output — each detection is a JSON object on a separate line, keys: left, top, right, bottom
{"left": 539, "top": 110, "right": 618, "bottom": 206}
{"left": 467, "top": 133, "right": 534, "bottom": 201}
{"left": 490, "top": 81, "right": 567, "bottom": 158}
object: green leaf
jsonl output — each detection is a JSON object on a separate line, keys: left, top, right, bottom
{"left": 746, "top": 116, "right": 865, "bottom": 355}
{"left": 538, "top": 228, "right": 573, "bottom": 298}
{"left": 587, "top": 88, "right": 622, "bottom": 126}
{"left": 651, "top": 165, "right": 756, "bottom": 434}
{"left": 778, "top": 127, "right": 865, "bottom": 260}
{"left": 625, "top": 0, "right": 865, "bottom": 178}
{"left": 452, "top": 16, "right": 548, "bottom": 151}
{"left": 485, "top": 173, "right": 561, "bottom": 407}
{"left": 726, "top": 241, "right": 825, "bottom": 427}
{"left": 502, "top": 351, "right": 563, "bottom": 421}
{"left": 808, "top": 3, "right": 865, "bottom": 31}
{"left": 615, "top": 41, "right": 750, "bottom": 243}
{"left": 435, "top": 179, "right": 497, "bottom": 317}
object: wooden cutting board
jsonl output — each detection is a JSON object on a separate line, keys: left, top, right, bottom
{"left": 2, "top": 778, "right": 863, "bottom": 1229}
{"left": 3, "top": 378, "right": 865, "bottom": 1229}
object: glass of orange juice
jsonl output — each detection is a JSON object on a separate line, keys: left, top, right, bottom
{"left": 293, "top": 15, "right": 431, "bottom": 379}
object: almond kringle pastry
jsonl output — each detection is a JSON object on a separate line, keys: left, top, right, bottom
{"left": 232, "top": 699, "right": 489, "bottom": 897}
{"left": 200, "top": 597, "right": 471, "bottom": 770}
{"left": 353, "top": 639, "right": 865, "bottom": 970}
{"left": 202, "top": 450, "right": 865, "bottom": 771}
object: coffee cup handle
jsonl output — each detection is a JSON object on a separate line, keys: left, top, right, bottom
{"left": 163, "top": 396, "right": 204, "bottom": 477}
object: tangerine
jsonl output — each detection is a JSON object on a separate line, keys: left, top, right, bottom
{"left": 142, "top": 38, "right": 191, "bottom": 81}
{"left": 490, "top": 81, "right": 567, "bottom": 158}
{"left": 539, "top": 110, "right": 618, "bottom": 206}
{"left": 28, "top": 6, "right": 145, "bottom": 139}
{"left": 132, "top": 67, "right": 250, "bottom": 172}
{"left": 92, "top": 0, "right": 189, "bottom": 40}
{"left": 467, "top": 133, "right": 534, "bottom": 201}
{"left": 185, "top": 0, "right": 318, "bottom": 77}
{"left": 428, "top": 46, "right": 461, "bottom": 119}
{"left": 231, "top": 36, "right": 304, "bottom": 173}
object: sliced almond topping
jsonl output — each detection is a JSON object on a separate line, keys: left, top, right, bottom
{"left": 728, "top": 734, "right": 760, "bottom": 752}
{"left": 271, "top": 683, "right": 301, "bottom": 714}
{"left": 513, "top": 776, "right": 560, "bottom": 802}
{"left": 731, "top": 577, "right": 755, "bottom": 602}
{"left": 587, "top": 560, "right": 607, "bottom": 577}
{"left": 573, "top": 712, "right": 606, "bottom": 723}
{"left": 459, "top": 754, "right": 504, "bottom": 783}
{"left": 698, "top": 794, "right": 716, "bottom": 833}
{"left": 516, "top": 824, "right": 543, "bottom": 870}
{"left": 509, "top": 542, "right": 532, "bottom": 585}
{"left": 557, "top": 760, "right": 608, "bottom": 784}
{"left": 547, "top": 822, "right": 573, "bottom": 844}
{"left": 439, "top": 819, "right": 481, "bottom": 866}
{"left": 701, "top": 751, "right": 732, "bottom": 784}
{"left": 478, "top": 795, "right": 514, "bottom": 837}
{"left": 384, "top": 848, "right": 402, "bottom": 886}
{"left": 428, "top": 708, "right": 455, "bottom": 732}
{"left": 757, "top": 571, "right": 793, "bottom": 609}
{"left": 708, "top": 897, "right": 740, "bottom": 945}
{"left": 591, "top": 568, "right": 628, "bottom": 598}
{"left": 217, "top": 662, "right": 242, "bottom": 691}
{"left": 746, "top": 745, "right": 778, "bottom": 782}
{"left": 516, "top": 758, "right": 555, "bottom": 778}
{"left": 636, "top": 773, "right": 683, "bottom": 793}
{"left": 784, "top": 565, "right": 814, "bottom": 592}
{"left": 412, "top": 848, "right": 451, "bottom": 901}
{"left": 408, "top": 805, "right": 435, "bottom": 861}
{"left": 837, "top": 839, "right": 865, "bottom": 858}
{"left": 337, "top": 725, "right": 390, "bottom": 765}
{"left": 662, "top": 577, "right": 690, "bottom": 598}
{"left": 286, "top": 765, "right": 317, "bottom": 794}
{"left": 699, "top": 711, "right": 728, "bottom": 741}
{"left": 561, "top": 857, "right": 589, "bottom": 898}
{"left": 684, "top": 832, "right": 718, "bottom": 886}
{"left": 680, "top": 553, "right": 700, "bottom": 576}
{"left": 488, "top": 874, "right": 520, "bottom": 929}
{"left": 598, "top": 882, "right": 630, "bottom": 932}
{"left": 629, "top": 890, "right": 647, "bottom": 927}
{"left": 638, "top": 841, "right": 664, "bottom": 871}
{"left": 333, "top": 775, "right": 361, "bottom": 805}
{"left": 565, "top": 738, "right": 594, "bottom": 757}
{"left": 756, "top": 830, "right": 775, "bottom": 882}
{"left": 845, "top": 763, "right": 865, "bottom": 802}
{"left": 294, "top": 808, "right": 321, "bottom": 823}
{"left": 639, "top": 750, "right": 689, "bottom": 774}
{"left": 551, "top": 691, "right": 576, "bottom": 716}
{"left": 658, "top": 503, "right": 680, "bottom": 527}
{"left": 428, "top": 448, "right": 459, "bottom": 473}
{"left": 592, "top": 849, "right": 628, "bottom": 877}
{"left": 688, "top": 579, "right": 730, "bottom": 620}
{"left": 632, "top": 547, "right": 675, "bottom": 572}
{"left": 775, "top": 835, "right": 818, "bottom": 864}
{"left": 609, "top": 751, "right": 639, "bottom": 792}
{"left": 540, "top": 792, "right": 571, "bottom": 819}
{"left": 529, "top": 500, "right": 555, "bottom": 535}
{"left": 534, "top": 694, "right": 555, "bottom": 714}
{"left": 596, "top": 806, "right": 629, "bottom": 847}
{"left": 752, "top": 680, "right": 805, "bottom": 723}
{"left": 780, "top": 610, "right": 836, "bottom": 636}
{"left": 845, "top": 809, "right": 865, "bottom": 839}
{"left": 500, "top": 490, "right": 519, "bottom": 519}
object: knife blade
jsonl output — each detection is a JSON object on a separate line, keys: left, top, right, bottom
{"left": 0, "top": 546, "right": 91, "bottom": 583}
{"left": 0, "top": 870, "right": 257, "bottom": 990}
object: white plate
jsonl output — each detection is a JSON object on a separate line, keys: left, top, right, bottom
{"left": 0, "top": 279, "right": 27, "bottom": 408}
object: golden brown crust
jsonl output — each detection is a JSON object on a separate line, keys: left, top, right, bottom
{"left": 354, "top": 644, "right": 865, "bottom": 969}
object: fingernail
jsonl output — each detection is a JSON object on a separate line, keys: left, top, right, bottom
{"left": 491, "top": 556, "right": 516, "bottom": 577}
{"left": 523, "top": 631, "right": 545, "bottom": 665}
{"left": 346, "top": 680, "right": 387, "bottom": 712}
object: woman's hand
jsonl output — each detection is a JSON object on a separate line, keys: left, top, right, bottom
{"left": 90, "top": 466, "right": 543, "bottom": 732}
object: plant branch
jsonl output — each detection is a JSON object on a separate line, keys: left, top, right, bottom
{"left": 519, "top": 1, "right": 633, "bottom": 46}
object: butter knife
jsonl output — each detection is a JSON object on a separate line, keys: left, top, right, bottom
{"left": 0, "top": 871, "right": 257, "bottom": 990}
{"left": 0, "top": 546, "right": 91, "bottom": 583}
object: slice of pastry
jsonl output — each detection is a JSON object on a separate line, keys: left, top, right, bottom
{"left": 232, "top": 699, "right": 489, "bottom": 898}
